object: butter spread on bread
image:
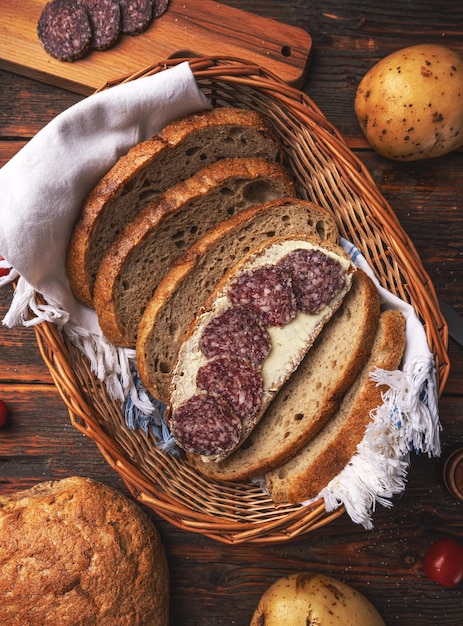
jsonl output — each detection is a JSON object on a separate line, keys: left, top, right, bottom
{"left": 137, "top": 198, "right": 340, "bottom": 403}
{"left": 168, "top": 235, "right": 355, "bottom": 462}
{"left": 66, "top": 107, "right": 281, "bottom": 308}
{"left": 187, "top": 268, "right": 380, "bottom": 481}
{"left": 93, "top": 157, "right": 295, "bottom": 347}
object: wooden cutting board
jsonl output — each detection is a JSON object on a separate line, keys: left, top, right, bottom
{"left": 0, "top": 0, "right": 312, "bottom": 95}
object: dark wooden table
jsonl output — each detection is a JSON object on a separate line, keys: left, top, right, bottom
{"left": 1, "top": 1, "right": 462, "bottom": 624}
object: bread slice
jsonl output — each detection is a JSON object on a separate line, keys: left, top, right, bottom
{"left": 265, "top": 308, "right": 406, "bottom": 504}
{"left": 93, "top": 157, "right": 295, "bottom": 347}
{"left": 137, "top": 197, "right": 340, "bottom": 403}
{"left": 168, "top": 234, "right": 355, "bottom": 462}
{"left": 187, "top": 268, "right": 380, "bottom": 481}
{"left": 66, "top": 107, "right": 281, "bottom": 307}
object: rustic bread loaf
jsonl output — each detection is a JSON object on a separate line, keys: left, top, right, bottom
{"left": 168, "top": 234, "right": 355, "bottom": 462}
{"left": 93, "top": 157, "right": 295, "bottom": 347}
{"left": 188, "top": 268, "right": 380, "bottom": 481}
{"left": 265, "top": 308, "right": 406, "bottom": 504}
{"left": 137, "top": 197, "right": 340, "bottom": 403}
{"left": 66, "top": 107, "right": 281, "bottom": 307}
{"left": 0, "top": 476, "right": 169, "bottom": 626}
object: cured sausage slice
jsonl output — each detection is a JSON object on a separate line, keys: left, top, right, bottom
{"left": 171, "top": 394, "right": 242, "bottom": 456}
{"left": 228, "top": 265, "right": 296, "bottom": 327}
{"left": 37, "top": 0, "right": 92, "bottom": 62}
{"left": 81, "top": 0, "right": 121, "bottom": 50}
{"left": 119, "top": 0, "right": 154, "bottom": 35}
{"left": 278, "top": 248, "right": 345, "bottom": 314}
{"left": 199, "top": 306, "right": 271, "bottom": 365}
{"left": 153, "top": 0, "right": 170, "bottom": 18}
{"left": 197, "top": 357, "right": 263, "bottom": 420}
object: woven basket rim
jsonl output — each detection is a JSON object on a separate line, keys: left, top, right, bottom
{"left": 33, "top": 56, "right": 449, "bottom": 544}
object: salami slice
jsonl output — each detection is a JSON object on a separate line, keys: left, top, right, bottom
{"left": 278, "top": 248, "right": 345, "bottom": 314}
{"left": 197, "top": 357, "right": 263, "bottom": 420}
{"left": 81, "top": 0, "right": 121, "bottom": 50}
{"left": 153, "top": 0, "right": 169, "bottom": 18}
{"left": 171, "top": 393, "right": 242, "bottom": 456}
{"left": 228, "top": 265, "right": 297, "bottom": 327}
{"left": 37, "top": 0, "right": 92, "bottom": 62}
{"left": 119, "top": 0, "right": 154, "bottom": 35}
{"left": 199, "top": 306, "right": 271, "bottom": 365}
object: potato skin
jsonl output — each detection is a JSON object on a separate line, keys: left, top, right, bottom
{"left": 355, "top": 44, "right": 463, "bottom": 161}
{"left": 250, "top": 572, "right": 385, "bottom": 626}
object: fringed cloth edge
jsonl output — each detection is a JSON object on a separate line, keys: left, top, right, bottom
{"left": 318, "top": 355, "right": 441, "bottom": 529}
{"left": 2, "top": 275, "right": 178, "bottom": 455}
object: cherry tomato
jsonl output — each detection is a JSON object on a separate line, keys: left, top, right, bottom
{"left": 423, "top": 537, "right": 463, "bottom": 588}
{"left": 0, "top": 400, "right": 8, "bottom": 427}
{"left": 0, "top": 255, "right": 10, "bottom": 278}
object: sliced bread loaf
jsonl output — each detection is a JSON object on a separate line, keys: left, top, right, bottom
{"left": 137, "top": 197, "right": 340, "bottom": 403}
{"left": 93, "top": 157, "right": 295, "bottom": 347}
{"left": 66, "top": 107, "right": 281, "bottom": 307}
{"left": 187, "top": 268, "right": 380, "bottom": 481}
{"left": 265, "top": 308, "right": 406, "bottom": 504}
{"left": 168, "top": 234, "right": 355, "bottom": 462}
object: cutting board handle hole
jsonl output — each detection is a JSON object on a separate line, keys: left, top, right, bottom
{"left": 280, "top": 46, "right": 292, "bottom": 58}
{"left": 168, "top": 50, "right": 201, "bottom": 60}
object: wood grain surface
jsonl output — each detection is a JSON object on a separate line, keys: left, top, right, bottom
{"left": 1, "top": 1, "right": 462, "bottom": 624}
{"left": 0, "top": 0, "right": 312, "bottom": 92}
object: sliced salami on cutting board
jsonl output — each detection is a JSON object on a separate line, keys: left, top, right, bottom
{"left": 0, "top": 0, "right": 312, "bottom": 94}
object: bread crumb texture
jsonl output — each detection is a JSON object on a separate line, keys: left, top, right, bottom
{"left": 0, "top": 476, "right": 169, "bottom": 625}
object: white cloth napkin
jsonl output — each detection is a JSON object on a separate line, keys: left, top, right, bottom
{"left": 0, "top": 61, "right": 210, "bottom": 402}
{"left": 1, "top": 61, "right": 210, "bottom": 331}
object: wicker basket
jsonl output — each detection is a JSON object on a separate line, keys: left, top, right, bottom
{"left": 34, "top": 57, "right": 450, "bottom": 544}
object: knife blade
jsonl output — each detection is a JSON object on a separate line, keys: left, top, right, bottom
{"left": 439, "top": 299, "right": 463, "bottom": 348}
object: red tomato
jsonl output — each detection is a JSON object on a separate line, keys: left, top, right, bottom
{"left": 423, "top": 537, "right": 463, "bottom": 588}
{"left": 0, "top": 400, "right": 8, "bottom": 427}
{"left": 0, "top": 255, "right": 10, "bottom": 278}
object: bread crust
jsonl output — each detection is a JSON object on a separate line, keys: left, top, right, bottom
{"left": 188, "top": 269, "right": 380, "bottom": 481}
{"left": 265, "top": 308, "right": 406, "bottom": 504}
{"left": 66, "top": 133, "right": 171, "bottom": 308}
{"left": 66, "top": 107, "right": 281, "bottom": 307}
{"left": 136, "top": 197, "right": 340, "bottom": 402}
{"left": 158, "top": 107, "right": 279, "bottom": 148}
{"left": 169, "top": 233, "right": 355, "bottom": 462}
{"left": 0, "top": 476, "right": 169, "bottom": 625}
{"left": 94, "top": 157, "right": 295, "bottom": 347}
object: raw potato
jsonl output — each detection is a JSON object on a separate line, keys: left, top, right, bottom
{"left": 250, "top": 572, "right": 385, "bottom": 626}
{"left": 355, "top": 44, "right": 463, "bottom": 161}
